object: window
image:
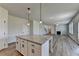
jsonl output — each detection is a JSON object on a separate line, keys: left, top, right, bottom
{"left": 78, "top": 22, "right": 79, "bottom": 39}
{"left": 69, "top": 22, "right": 73, "bottom": 34}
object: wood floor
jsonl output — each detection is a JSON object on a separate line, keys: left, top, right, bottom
{"left": 0, "top": 43, "right": 22, "bottom": 56}
{"left": 0, "top": 35, "right": 79, "bottom": 56}
{"left": 51, "top": 35, "right": 79, "bottom": 56}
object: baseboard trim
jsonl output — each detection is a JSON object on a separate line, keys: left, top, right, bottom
{"left": 8, "top": 42, "right": 16, "bottom": 46}
{"left": 68, "top": 34, "right": 79, "bottom": 46}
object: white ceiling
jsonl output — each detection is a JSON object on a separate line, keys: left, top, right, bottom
{"left": 0, "top": 3, "right": 79, "bottom": 25}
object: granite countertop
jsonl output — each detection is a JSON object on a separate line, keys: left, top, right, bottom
{"left": 16, "top": 35, "right": 52, "bottom": 45}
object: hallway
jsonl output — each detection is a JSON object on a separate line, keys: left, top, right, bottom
{"left": 51, "top": 35, "right": 79, "bottom": 56}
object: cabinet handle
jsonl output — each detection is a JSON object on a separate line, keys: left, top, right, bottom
{"left": 22, "top": 41, "right": 24, "bottom": 42}
{"left": 31, "top": 44, "right": 34, "bottom": 47}
{"left": 32, "top": 49, "right": 34, "bottom": 53}
{"left": 22, "top": 44, "right": 24, "bottom": 48}
{"left": 4, "top": 20, "right": 6, "bottom": 23}
{"left": 17, "top": 42, "right": 18, "bottom": 44}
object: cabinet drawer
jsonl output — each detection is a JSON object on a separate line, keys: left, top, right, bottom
{"left": 28, "top": 41, "right": 41, "bottom": 50}
{"left": 27, "top": 41, "right": 41, "bottom": 56}
{"left": 33, "top": 48, "right": 41, "bottom": 56}
{"left": 28, "top": 46, "right": 41, "bottom": 56}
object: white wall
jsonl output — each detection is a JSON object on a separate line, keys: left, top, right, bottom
{"left": 51, "top": 25, "right": 55, "bottom": 34}
{"left": 8, "top": 16, "right": 55, "bottom": 43}
{"left": 33, "top": 20, "right": 55, "bottom": 35}
{"left": 33, "top": 20, "right": 40, "bottom": 35}
{"left": 39, "top": 24, "right": 47, "bottom": 35}
{"left": 8, "top": 15, "right": 29, "bottom": 43}
{"left": 41, "top": 24, "right": 55, "bottom": 35}
{"left": 8, "top": 15, "right": 55, "bottom": 43}
{"left": 56, "top": 24, "right": 67, "bottom": 35}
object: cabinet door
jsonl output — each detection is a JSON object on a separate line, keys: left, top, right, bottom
{"left": 4, "top": 19, "right": 8, "bottom": 37}
{"left": 27, "top": 41, "right": 41, "bottom": 56}
{"left": 0, "top": 39, "right": 4, "bottom": 50}
{"left": 0, "top": 12, "right": 8, "bottom": 49}
{"left": 2, "top": 38, "right": 8, "bottom": 49}
{"left": 2, "top": 19, "right": 8, "bottom": 49}
{"left": 27, "top": 42, "right": 34, "bottom": 56}
{"left": 0, "top": 7, "right": 8, "bottom": 50}
{"left": 21, "top": 39, "right": 27, "bottom": 56}
{"left": 33, "top": 48, "right": 41, "bottom": 56}
{"left": 4, "top": 38, "right": 8, "bottom": 48}
{"left": 16, "top": 38, "right": 21, "bottom": 52}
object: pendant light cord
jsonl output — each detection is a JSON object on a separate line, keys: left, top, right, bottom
{"left": 40, "top": 3, "right": 42, "bottom": 21}
{"left": 28, "top": 8, "right": 30, "bottom": 22}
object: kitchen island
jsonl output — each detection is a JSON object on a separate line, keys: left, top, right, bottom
{"left": 16, "top": 35, "right": 52, "bottom": 56}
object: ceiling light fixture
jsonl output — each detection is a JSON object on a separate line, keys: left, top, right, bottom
{"left": 40, "top": 3, "right": 42, "bottom": 24}
{"left": 40, "top": 20, "right": 42, "bottom": 24}
{"left": 28, "top": 8, "right": 31, "bottom": 14}
{"left": 27, "top": 22, "right": 30, "bottom": 26}
{"left": 27, "top": 8, "right": 31, "bottom": 26}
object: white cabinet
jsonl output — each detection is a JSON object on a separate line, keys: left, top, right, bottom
{"left": 21, "top": 39, "right": 28, "bottom": 55}
{"left": 0, "top": 7, "right": 8, "bottom": 50}
{"left": 16, "top": 38, "right": 21, "bottom": 52}
{"left": 16, "top": 38, "right": 28, "bottom": 55}
{"left": 16, "top": 37, "right": 50, "bottom": 56}
{"left": 27, "top": 41, "right": 41, "bottom": 56}
{"left": 0, "top": 39, "right": 4, "bottom": 50}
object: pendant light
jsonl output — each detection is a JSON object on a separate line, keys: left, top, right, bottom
{"left": 27, "top": 8, "right": 31, "bottom": 26}
{"left": 40, "top": 3, "right": 42, "bottom": 24}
